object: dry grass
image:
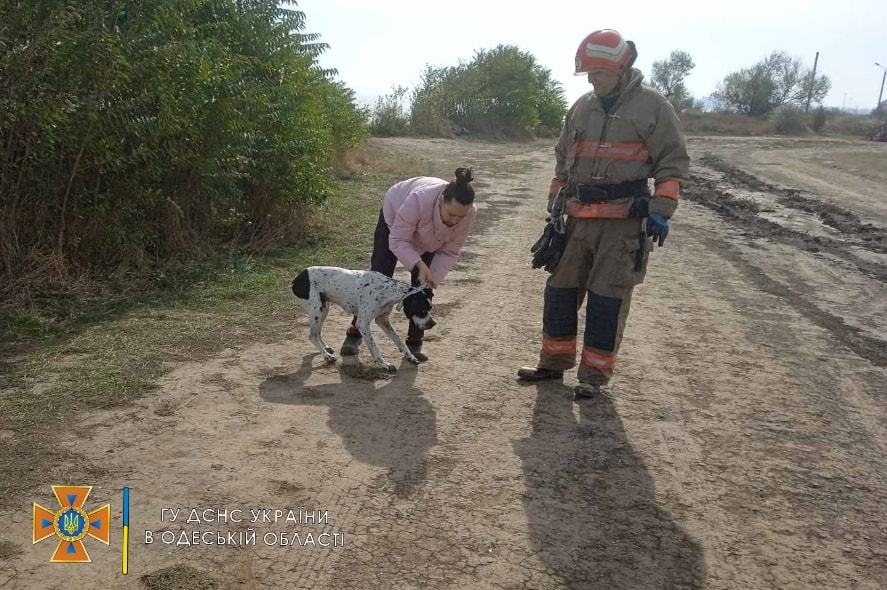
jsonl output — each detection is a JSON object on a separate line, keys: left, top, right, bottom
{"left": 140, "top": 564, "right": 219, "bottom": 590}
{"left": 680, "top": 109, "right": 877, "bottom": 140}
{"left": 825, "top": 113, "right": 880, "bottom": 138}
{"left": 154, "top": 399, "right": 178, "bottom": 417}
{"left": 339, "top": 363, "right": 397, "bottom": 381}
{"left": 0, "top": 540, "right": 23, "bottom": 561}
{"left": 680, "top": 110, "right": 774, "bottom": 136}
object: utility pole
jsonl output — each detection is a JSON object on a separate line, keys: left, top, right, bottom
{"left": 876, "top": 63, "right": 887, "bottom": 111}
{"left": 805, "top": 51, "right": 819, "bottom": 112}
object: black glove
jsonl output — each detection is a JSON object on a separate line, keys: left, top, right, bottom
{"left": 531, "top": 216, "right": 567, "bottom": 273}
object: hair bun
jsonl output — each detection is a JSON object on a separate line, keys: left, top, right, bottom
{"left": 454, "top": 167, "right": 473, "bottom": 185}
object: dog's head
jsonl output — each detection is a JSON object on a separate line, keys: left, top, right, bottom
{"left": 401, "top": 288, "right": 436, "bottom": 330}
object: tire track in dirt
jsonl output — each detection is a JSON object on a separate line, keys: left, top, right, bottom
{"left": 697, "top": 229, "right": 887, "bottom": 368}
{"left": 684, "top": 157, "right": 887, "bottom": 368}
{"left": 623, "top": 196, "right": 887, "bottom": 588}
{"left": 702, "top": 155, "right": 887, "bottom": 247}
{"left": 687, "top": 157, "right": 887, "bottom": 279}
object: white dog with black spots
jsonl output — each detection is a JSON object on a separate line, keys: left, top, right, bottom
{"left": 291, "top": 266, "right": 435, "bottom": 371}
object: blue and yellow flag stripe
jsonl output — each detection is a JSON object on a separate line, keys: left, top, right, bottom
{"left": 122, "top": 487, "right": 130, "bottom": 575}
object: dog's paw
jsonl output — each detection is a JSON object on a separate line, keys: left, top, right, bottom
{"left": 324, "top": 345, "right": 334, "bottom": 354}
{"left": 406, "top": 355, "right": 420, "bottom": 365}
{"left": 322, "top": 354, "right": 338, "bottom": 364}
{"left": 381, "top": 362, "right": 397, "bottom": 372}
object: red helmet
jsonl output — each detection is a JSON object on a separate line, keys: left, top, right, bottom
{"left": 574, "top": 29, "right": 637, "bottom": 74}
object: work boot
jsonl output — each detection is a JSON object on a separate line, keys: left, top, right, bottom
{"left": 517, "top": 366, "right": 564, "bottom": 381}
{"left": 407, "top": 342, "right": 428, "bottom": 363}
{"left": 573, "top": 381, "right": 602, "bottom": 399}
{"left": 340, "top": 334, "right": 362, "bottom": 356}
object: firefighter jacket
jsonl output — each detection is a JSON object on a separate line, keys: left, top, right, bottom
{"left": 552, "top": 68, "right": 689, "bottom": 220}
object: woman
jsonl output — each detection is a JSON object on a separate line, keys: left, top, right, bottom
{"left": 340, "top": 167, "right": 477, "bottom": 362}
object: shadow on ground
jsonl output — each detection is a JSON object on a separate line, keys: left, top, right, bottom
{"left": 259, "top": 354, "right": 436, "bottom": 498}
{"left": 513, "top": 382, "right": 706, "bottom": 589}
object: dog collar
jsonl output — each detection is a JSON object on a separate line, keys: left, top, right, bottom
{"left": 396, "top": 284, "right": 429, "bottom": 311}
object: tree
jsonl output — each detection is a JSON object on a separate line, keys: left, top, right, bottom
{"left": 712, "top": 51, "right": 830, "bottom": 116}
{"left": 649, "top": 50, "right": 696, "bottom": 112}
{"left": 0, "top": 0, "right": 369, "bottom": 287}
{"left": 409, "top": 45, "right": 567, "bottom": 137}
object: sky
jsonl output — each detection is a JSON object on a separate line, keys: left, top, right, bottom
{"left": 296, "top": 0, "right": 887, "bottom": 113}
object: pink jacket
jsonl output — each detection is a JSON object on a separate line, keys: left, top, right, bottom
{"left": 382, "top": 176, "right": 477, "bottom": 285}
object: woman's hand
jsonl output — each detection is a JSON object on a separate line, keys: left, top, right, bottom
{"left": 416, "top": 261, "right": 437, "bottom": 288}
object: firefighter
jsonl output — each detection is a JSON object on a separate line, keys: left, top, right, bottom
{"left": 518, "top": 29, "right": 690, "bottom": 398}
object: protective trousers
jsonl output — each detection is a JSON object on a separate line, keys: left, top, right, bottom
{"left": 538, "top": 217, "right": 652, "bottom": 385}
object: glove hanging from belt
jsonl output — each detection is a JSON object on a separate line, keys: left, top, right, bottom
{"left": 531, "top": 188, "right": 568, "bottom": 273}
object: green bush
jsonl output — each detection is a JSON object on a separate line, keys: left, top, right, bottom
{"left": 409, "top": 45, "right": 567, "bottom": 138}
{"left": 0, "top": 0, "right": 367, "bottom": 295}
{"left": 771, "top": 107, "right": 809, "bottom": 135}
{"left": 811, "top": 105, "right": 828, "bottom": 132}
{"left": 370, "top": 86, "right": 411, "bottom": 137}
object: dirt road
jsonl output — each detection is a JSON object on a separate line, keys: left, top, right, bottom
{"left": 3, "top": 136, "right": 886, "bottom": 589}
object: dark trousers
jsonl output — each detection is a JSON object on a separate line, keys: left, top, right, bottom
{"left": 346, "top": 209, "right": 434, "bottom": 345}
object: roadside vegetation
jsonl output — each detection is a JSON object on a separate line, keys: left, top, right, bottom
{"left": 1, "top": 0, "right": 367, "bottom": 319}
{"left": 373, "top": 45, "right": 881, "bottom": 141}
{"left": 370, "top": 44, "right": 568, "bottom": 139}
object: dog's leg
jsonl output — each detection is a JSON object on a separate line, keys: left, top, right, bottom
{"left": 375, "top": 312, "right": 419, "bottom": 365}
{"left": 318, "top": 303, "right": 334, "bottom": 355}
{"left": 357, "top": 317, "right": 395, "bottom": 372}
{"left": 306, "top": 297, "right": 336, "bottom": 363}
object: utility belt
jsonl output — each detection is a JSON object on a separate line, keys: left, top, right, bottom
{"left": 565, "top": 179, "right": 650, "bottom": 219}
{"left": 571, "top": 179, "right": 650, "bottom": 203}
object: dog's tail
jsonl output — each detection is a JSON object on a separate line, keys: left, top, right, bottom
{"left": 291, "top": 269, "right": 311, "bottom": 300}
